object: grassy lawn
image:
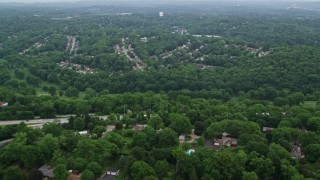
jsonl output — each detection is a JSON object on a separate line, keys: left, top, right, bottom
{"left": 115, "top": 168, "right": 128, "bottom": 180}
{"left": 302, "top": 101, "right": 317, "bottom": 109}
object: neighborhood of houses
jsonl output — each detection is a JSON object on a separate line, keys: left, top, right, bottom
{"left": 205, "top": 126, "right": 304, "bottom": 160}
{"left": 20, "top": 35, "right": 52, "bottom": 55}
{"left": 57, "top": 61, "right": 95, "bottom": 74}
{"left": 1, "top": 111, "right": 306, "bottom": 180}
{"left": 65, "top": 36, "right": 79, "bottom": 55}
{"left": 38, "top": 164, "right": 120, "bottom": 180}
{"left": 114, "top": 37, "right": 146, "bottom": 71}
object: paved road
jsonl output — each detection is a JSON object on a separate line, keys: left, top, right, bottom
{"left": 0, "top": 138, "right": 13, "bottom": 145}
{"left": 0, "top": 117, "right": 69, "bottom": 126}
{"left": 0, "top": 115, "right": 108, "bottom": 126}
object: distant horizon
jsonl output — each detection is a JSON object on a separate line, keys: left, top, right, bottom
{"left": 0, "top": 0, "right": 319, "bottom": 4}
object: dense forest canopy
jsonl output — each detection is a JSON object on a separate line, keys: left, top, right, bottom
{"left": 0, "top": 1, "right": 320, "bottom": 180}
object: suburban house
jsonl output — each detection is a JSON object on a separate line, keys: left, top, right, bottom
{"left": 100, "top": 168, "right": 120, "bottom": 180}
{"left": 292, "top": 144, "right": 305, "bottom": 160}
{"left": 212, "top": 132, "right": 238, "bottom": 151}
{"left": 38, "top": 165, "right": 54, "bottom": 179}
{"left": 140, "top": 37, "right": 148, "bottom": 42}
{"left": 132, "top": 124, "right": 148, "bottom": 131}
{"left": 262, "top": 127, "right": 274, "bottom": 132}
{"left": 78, "top": 131, "right": 88, "bottom": 135}
{"left": 179, "top": 134, "right": 186, "bottom": 143}
{"left": 106, "top": 168, "right": 120, "bottom": 176}
{"left": 106, "top": 125, "right": 116, "bottom": 132}
{"left": 0, "top": 102, "right": 8, "bottom": 107}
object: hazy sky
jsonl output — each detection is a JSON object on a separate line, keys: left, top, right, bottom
{"left": 0, "top": 0, "right": 318, "bottom": 3}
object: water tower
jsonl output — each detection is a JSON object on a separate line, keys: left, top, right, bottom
{"left": 159, "top": 12, "right": 164, "bottom": 17}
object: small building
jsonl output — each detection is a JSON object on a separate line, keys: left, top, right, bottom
{"left": 132, "top": 124, "right": 147, "bottom": 131}
{"left": 106, "top": 168, "right": 120, "bottom": 176}
{"left": 179, "top": 134, "right": 186, "bottom": 143}
{"left": 106, "top": 125, "right": 116, "bottom": 132}
{"left": 0, "top": 102, "right": 8, "bottom": 107}
{"left": 262, "top": 127, "right": 274, "bottom": 132}
{"left": 159, "top": 12, "right": 164, "bottom": 17}
{"left": 292, "top": 144, "right": 305, "bottom": 160}
{"left": 78, "top": 131, "right": 88, "bottom": 135}
{"left": 38, "top": 165, "right": 54, "bottom": 178}
{"left": 140, "top": 37, "right": 148, "bottom": 42}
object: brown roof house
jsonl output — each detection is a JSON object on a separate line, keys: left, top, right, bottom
{"left": 132, "top": 124, "right": 148, "bottom": 131}
{"left": 212, "top": 132, "right": 238, "bottom": 151}
{"left": 262, "top": 127, "right": 274, "bottom": 132}
{"left": 106, "top": 125, "right": 116, "bottom": 132}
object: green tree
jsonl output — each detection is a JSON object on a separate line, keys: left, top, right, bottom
{"left": 169, "top": 113, "right": 192, "bottom": 135}
{"left": 86, "top": 162, "right": 102, "bottom": 177}
{"left": 131, "top": 161, "right": 156, "bottom": 180}
{"left": 52, "top": 151, "right": 67, "bottom": 167}
{"left": 305, "top": 144, "right": 320, "bottom": 163}
{"left": 189, "top": 170, "right": 199, "bottom": 180}
{"left": 26, "top": 75, "right": 41, "bottom": 86}
{"left": 247, "top": 156, "right": 274, "bottom": 179}
{"left": 42, "top": 123, "right": 62, "bottom": 137}
{"left": 48, "top": 86, "right": 56, "bottom": 96}
{"left": 74, "top": 158, "right": 87, "bottom": 172}
{"left": 20, "top": 145, "right": 44, "bottom": 169}
{"left": 242, "top": 172, "right": 258, "bottom": 180}
{"left": 39, "top": 103, "right": 56, "bottom": 119}
{"left": 14, "top": 69, "right": 25, "bottom": 79}
{"left": 65, "top": 86, "right": 79, "bottom": 97}
{"left": 53, "top": 164, "right": 68, "bottom": 180}
{"left": 157, "top": 128, "right": 178, "bottom": 148}
{"left": 84, "top": 88, "right": 97, "bottom": 99}
{"left": 92, "top": 126, "right": 106, "bottom": 137}
{"left": 37, "top": 134, "right": 59, "bottom": 159}
{"left": 81, "top": 170, "right": 94, "bottom": 180}
{"left": 155, "top": 160, "right": 171, "bottom": 179}
{"left": 144, "top": 176, "right": 159, "bottom": 180}
{"left": 3, "top": 166, "right": 22, "bottom": 180}
{"left": 148, "top": 115, "right": 163, "bottom": 130}
{"left": 73, "top": 117, "right": 85, "bottom": 131}
{"left": 306, "top": 117, "right": 320, "bottom": 131}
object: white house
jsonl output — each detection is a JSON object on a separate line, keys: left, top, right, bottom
{"left": 0, "top": 102, "right": 8, "bottom": 107}
{"left": 106, "top": 168, "right": 120, "bottom": 176}
{"left": 78, "top": 131, "right": 88, "bottom": 135}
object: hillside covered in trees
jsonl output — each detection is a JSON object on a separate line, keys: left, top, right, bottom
{"left": 0, "top": 1, "right": 320, "bottom": 180}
